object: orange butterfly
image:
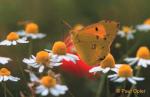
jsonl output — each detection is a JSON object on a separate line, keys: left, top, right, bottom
{"left": 70, "top": 20, "right": 119, "bottom": 65}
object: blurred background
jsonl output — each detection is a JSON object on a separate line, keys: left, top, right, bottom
{"left": 0, "top": 0, "right": 150, "bottom": 97}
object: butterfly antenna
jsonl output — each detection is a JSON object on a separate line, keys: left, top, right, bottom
{"left": 62, "top": 20, "right": 72, "bottom": 29}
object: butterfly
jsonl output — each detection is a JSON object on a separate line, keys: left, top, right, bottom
{"left": 70, "top": 20, "right": 119, "bottom": 65}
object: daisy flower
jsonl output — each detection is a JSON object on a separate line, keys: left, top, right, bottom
{"left": 125, "top": 46, "right": 150, "bottom": 68}
{"left": 89, "top": 54, "right": 120, "bottom": 74}
{"left": 17, "top": 22, "right": 46, "bottom": 39}
{"left": 0, "top": 56, "right": 11, "bottom": 65}
{"left": 136, "top": 18, "right": 150, "bottom": 32}
{"left": 0, "top": 32, "right": 28, "bottom": 46}
{"left": 117, "top": 26, "right": 136, "bottom": 40}
{"left": 45, "top": 41, "right": 79, "bottom": 64}
{"left": 108, "top": 64, "right": 144, "bottom": 85}
{"left": 29, "top": 73, "right": 68, "bottom": 96}
{"left": 23, "top": 51, "right": 62, "bottom": 73}
{"left": 0, "top": 68, "right": 20, "bottom": 82}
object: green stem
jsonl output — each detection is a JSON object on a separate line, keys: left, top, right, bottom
{"left": 106, "top": 77, "right": 110, "bottom": 97}
{"left": 127, "top": 67, "right": 141, "bottom": 97}
{"left": 4, "top": 83, "right": 6, "bottom": 97}
{"left": 68, "top": 90, "right": 76, "bottom": 97}
{"left": 28, "top": 40, "right": 33, "bottom": 56}
{"left": 95, "top": 74, "right": 107, "bottom": 97}
{"left": 28, "top": 40, "right": 33, "bottom": 69}
{"left": 1, "top": 83, "right": 14, "bottom": 97}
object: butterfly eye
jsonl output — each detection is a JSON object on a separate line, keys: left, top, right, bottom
{"left": 95, "top": 27, "right": 98, "bottom": 31}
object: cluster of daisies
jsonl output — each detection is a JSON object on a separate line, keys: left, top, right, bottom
{"left": 23, "top": 41, "right": 79, "bottom": 96}
{"left": 117, "top": 18, "right": 150, "bottom": 40}
{"left": 89, "top": 45, "right": 150, "bottom": 85}
{"left": 0, "top": 22, "right": 79, "bottom": 96}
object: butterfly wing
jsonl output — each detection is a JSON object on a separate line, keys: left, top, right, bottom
{"left": 71, "top": 20, "right": 119, "bottom": 65}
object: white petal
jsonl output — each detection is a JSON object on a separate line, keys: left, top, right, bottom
{"left": 0, "top": 40, "right": 11, "bottom": 46}
{"left": 136, "top": 24, "right": 150, "bottom": 31}
{"left": 115, "top": 64, "right": 122, "bottom": 68}
{"left": 124, "top": 58, "right": 138, "bottom": 65}
{"left": 111, "top": 68, "right": 119, "bottom": 73}
{"left": 108, "top": 74, "right": 118, "bottom": 78}
{"left": 110, "top": 76, "right": 118, "bottom": 81}
{"left": 128, "top": 77, "right": 137, "bottom": 84}
{"left": 36, "top": 85, "right": 46, "bottom": 94}
{"left": 50, "top": 62, "right": 62, "bottom": 67}
{"left": 17, "top": 31, "right": 26, "bottom": 36}
{"left": 114, "top": 77, "right": 126, "bottom": 82}
{"left": 36, "top": 33, "right": 46, "bottom": 39}
{"left": 0, "top": 76, "right": 3, "bottom": 82}
{"left": 117, "top": 31, "right": 125, "bottom": 37}
{"left": 44, "top": 49, "right": 52, "bottom": 52}
{"left": 17, "top": 38, "right": 29, "bottom": 43}
{"left": 108, "top": 74, "right": 118, "bottom": 80}
{"left": 55, "top": 84, "right": 68, "bottom": 91}
{"left": 67, "top": 54, "right": 79, "bottom": 60}
{"left": 50, "top": 88, "right": 60, "bottom": 96}
{"left": 127, "top": 33, "right": 134, "bottom": 40}
{"left": 23, "top": 58, "right": 40, "bottom": 68}
{"left": 41, "top": 88, "right": 49, "bottom": 96}
{"left": 0, "top": 57, "right": 11, "bottom": 65}
{"left": 132, "top": 77, "right": 144, "bottom": 81}
{"left": 26, "top": 33, "right": 46, "bottom": 39}
{"left": 23, "top": 58, "right": 35, "bottom": 64}
{"left": 89, "top": 66, "right": 102, "bottom": 73}
{"left": 145, "top": 60, "right": 150, "bottom": 65}
{"left": 3, "top": 76, "right": 9, "bottom": 81}
{"left": 102, "top": 68, "right": 110, "bottom": 73}
{"left": 12, "top": 41, "right": 17, "bottom": 45}
{"left": 138, "top": 59, "right": 147, "bottom": 68}
{"left": 39, "top": 65, "right": 45, "bottom": 73}
{"left": 29, "top": 73, "right": 39, "bottom": 82}
{"left": 8, "top": 76, "right": 20, "bottom": 81}
{"left": 62, "top": 56, "right": 70, "bottom": 61}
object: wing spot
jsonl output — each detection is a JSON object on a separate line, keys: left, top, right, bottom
{"left": 95, "top": 27, "right": 98, "bottom": 31}
{"left": 103, "top": 37, "right": 107, "bottom": 40}
{"left": 97, "top": 56, "right": 106, "bottom": 61}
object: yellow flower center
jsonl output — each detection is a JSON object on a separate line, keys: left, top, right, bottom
{"left": 144, "top": 18, "right": 150, "bottom": 25}
{"left": 6, "top": 32, "right": 19, "bottom": 41}
{"left": 122, "top": 26, "right": 132, "bottom": 33}
{"left": 100, "top": 54, "right": 115, "bottom": 68}
{"left": 40, "top": 76, "right": 56, "bottom": 88}
{"left": 73, "top": 24, "right": 84, "bottom": 31}
{"left": 136, "top": 46, "right": 150, "bottom": 59}
{"left": 0, "top": 68, "right": 11, "bottom": 76}
{"left": 52, "top": 41, "right": 67, "bottom": 55}
{"left": 36, "top": 51, "right": 50, "bottom": 65}
{"left": 118, "top": 64, "right": 133, "bottom": 77}
{"left": 25, "top": 23, "right": 39, "bottom": 34}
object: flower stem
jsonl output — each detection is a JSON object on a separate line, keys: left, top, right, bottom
{"left": 4, "top": 83, "right": 6, "bottom": 97}
{"left": 106, "top": 77, "right": 110, "bottom": 97}
{"left": 28, "top": 40, "right": 33, "bottom": 56}
{"left": 28, "top": 39, "right": 33, "bottom": 69}
{"left": 127, "top": 66, "right": 141, "bottom": 97}
{"left": 2, "top": 83, "right": 14, "bottom": 97}
{"left": 95, "top": 74, "right": 107, "bottom": 97}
